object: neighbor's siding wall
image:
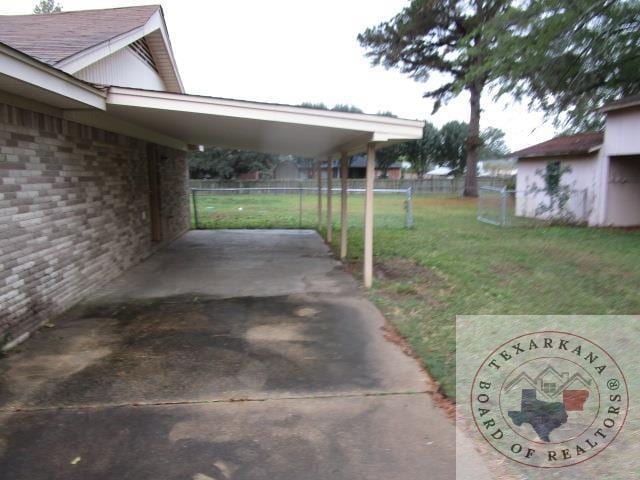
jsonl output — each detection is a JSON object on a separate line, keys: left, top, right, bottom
{"left": 603, "top": 107, "right": 640, "bottom": 157}
{"left": 0, "top": 99, "right": 189, "bottom": 344}
{"left": 73, "top": 46, "right": 166, "bottom": 91}
{"left": 515, "top": 155, "right": 599, "bottom": 223}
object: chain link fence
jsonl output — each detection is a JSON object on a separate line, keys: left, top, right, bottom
{"left": 191, "top": 186, "right": 414, "bottom": 230}
{"left": 190, "top": 176, "right": 512, "bottom": 195}
{"left": 478, "top": 186, "right": 590, "bottom": 227}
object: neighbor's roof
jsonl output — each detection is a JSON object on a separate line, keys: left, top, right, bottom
{"left": 426, "top": 166, "right": 454, "bottom": 176}
{"left": 599, "top": 93, "right": 640, "bottom": 113}
{"left": 0, "top": 5, "right": 159, "bottom": 65}
{"left": 511, "top": 132, "right": 604, "bottom": 159}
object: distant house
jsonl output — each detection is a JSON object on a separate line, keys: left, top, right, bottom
{"left": 329, "top": 155, "right": 402, "bottom": 179}
{"left": 513, "top": 95, "right": 640, "bottom": 226}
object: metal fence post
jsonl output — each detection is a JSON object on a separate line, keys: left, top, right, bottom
{"left": 500, "top": 186, "right": 507, "bottom": 226}
{"left": 191, "top": 188, "right": 199, "bottom": 229}
{"left": 405, "top": 187, "right": 414, "bottom": 228}
{"left": 298, "top": 183, "right": 303, "bottom": 228}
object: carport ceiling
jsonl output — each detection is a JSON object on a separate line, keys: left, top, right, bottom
{"left": 103, "top": 87, "right": 423, "bottom": 157}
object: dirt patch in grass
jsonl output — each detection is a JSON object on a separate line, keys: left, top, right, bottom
{"left": 373, "top": 258, "right": 450, "bottom": 307}
{"left": 375, "top": 258, "right": 440, "bottom": 283}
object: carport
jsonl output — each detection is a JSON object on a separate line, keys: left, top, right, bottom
{"left": 1, "top": 42, "right": 422, "bottom": 286}
{"left": 65, "top": 86, "right": 423, "bottom": 287}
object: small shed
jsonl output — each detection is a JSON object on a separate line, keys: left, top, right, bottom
{"left": 513, "top": 97, "right": 640, "bottom": 227}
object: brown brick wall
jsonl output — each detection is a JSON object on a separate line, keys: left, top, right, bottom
{"left": 0, "top": 100, "right": 190, "bottom": 345}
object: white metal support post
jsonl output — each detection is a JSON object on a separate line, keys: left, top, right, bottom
{"left": 340, "top": 151, "right": 349, "bottom": 260}
{"left": 326, "top": 155, "right": 333, "bottom": 243}
{"left": 364, "top": 143, "right": 375, "bottom": 288}
{"left": 316, "top": 158, "right": 322, "bottom": 231}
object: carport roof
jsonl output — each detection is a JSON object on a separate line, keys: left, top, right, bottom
{"left": 98, "top": 87, "right": 423, "bottom": 156}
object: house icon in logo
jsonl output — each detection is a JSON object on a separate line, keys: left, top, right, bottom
{"left": 504, "top": 365, "right": 592, "bottom": 401}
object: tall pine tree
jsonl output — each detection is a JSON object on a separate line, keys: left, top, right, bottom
{"left": 358, "top": 0, "right": 511, "bottom": 196}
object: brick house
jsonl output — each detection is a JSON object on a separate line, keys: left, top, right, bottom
{"left": 0, "top": 5, "right": 422, "bottom": 345}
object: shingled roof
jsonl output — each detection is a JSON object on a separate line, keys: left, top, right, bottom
{"left": 0, "top": 5, "right": 160, "bottom": 66}
{"left": 511, "top": 132, "right": 604, "bottom": 159}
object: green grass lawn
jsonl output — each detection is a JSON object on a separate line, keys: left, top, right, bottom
{"left": 192, "top": 193, "right": 640, "bottom": 399}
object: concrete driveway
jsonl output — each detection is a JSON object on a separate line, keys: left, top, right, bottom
{"left": 0, "top": 230, "right": 459, "bottom": 479}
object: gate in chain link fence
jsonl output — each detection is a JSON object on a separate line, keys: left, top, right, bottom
{"left": 191, "top": 186, "right": 414, "bottom": 230}
{"left": 478, "top": 186, "right": 590, "bottom": 227}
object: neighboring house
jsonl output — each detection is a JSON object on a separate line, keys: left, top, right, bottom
{"left": 513, "top": 95, "right": 640, "bottom": 227}
{"left": 0, "top": 6, "right": 422, "bottom": 344}
{"left": 328, "top": 155, "right": 402, "bottom": 179}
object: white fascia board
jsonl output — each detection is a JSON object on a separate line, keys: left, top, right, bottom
{"left": 56, "top": 10, "right": 184, "bottom": 93}
{"left": 0, "top": 45, "right": 106, "bottom": 109}
{"left": 107, "top": 87, "right": 424, "bottom": 139}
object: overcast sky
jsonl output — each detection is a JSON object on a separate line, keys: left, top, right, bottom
{"left": 1, "top": 0, "right": 558, "bottom": 150}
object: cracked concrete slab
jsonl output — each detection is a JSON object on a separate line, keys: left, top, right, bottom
{"left": 0, "top": 395, "right": 454, "bottom": 480}
{"left": 0, "top": 230, "right": 468, "bottom": 479}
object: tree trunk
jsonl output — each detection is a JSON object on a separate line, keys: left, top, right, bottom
{"left": 464, "top": 83, "right": 482, "bottom": 197}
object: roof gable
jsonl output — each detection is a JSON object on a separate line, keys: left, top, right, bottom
{"left": 0, "top": 5, "right": 183, "bottom": 93}
{"left": 0, "top": 6, "right": 159, "bottom": 65}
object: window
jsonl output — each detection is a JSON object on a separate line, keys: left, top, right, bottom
{"left": 542, "top": 382, "right": 556, "bottom": 394}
